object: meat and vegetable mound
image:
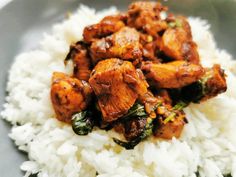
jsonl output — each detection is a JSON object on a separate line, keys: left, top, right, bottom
{"left": 50, "top": 1, "right": 227, "bottom": 149}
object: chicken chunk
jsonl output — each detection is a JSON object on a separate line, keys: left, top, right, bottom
{"left": 65, "top": 41, "right": 92, "bottom": 81}
{"left": 161, "top": 17, "right": 200, "bottom": 64}
{"left": 142, "top": 61, "right": 205, "bottom": 88}
{"left": 152, "top": 93, "right": 186, "bottom": 139}
{"left": 166, "top": 16, "right": 192, "bottom": 38}
{"left": 203, "top": 64, "right": 227, "bottom": 100}
{"left": 127, "top": 1, "right": 168, "bottom": 36}
{"left": 51, "top": 72, "right": 93, "bottom": 123}
{"left": 90, "top": 27, "right": 142, "bottom": 64}
{"left": 154, "top": 110, "right": 186, "bottom": 139}
{"left": 89, "top": 58, "right": 148, "bottom": 122}
{"left": 181, "top": 64, "right": 227, "bottom": 102}
{"left": 114, "top": 117, "right": 147, "bottom": 141}
{"left": 83, "top": 14, "right": 126, "bottom": 43}
{"left": 140, "top": 33, "right": 162, "bottom": 62}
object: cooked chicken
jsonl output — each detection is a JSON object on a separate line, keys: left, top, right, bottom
{"left": 51, "top": 72, "right": 93, "bottom": 123}
{"left": 90, "top": 27, "right": 142, "bottom": 64}
{"left": 181, "top": 64, "right": 227, "bottom": 102}
{"left": 152, "top": 93, "right": 186, "bottom": 139}
{"left": 114, "top": 117, "right": 147, "bottom": 141}
{"left": 161, "top": 16, "right": 200, "bottom": 64}
{"left": 203, "top": 64, "right": 227, "bottom": 100}
{"left": 166, "top": 16, "right": 192, "bottom": 38}
{"left": 83, "top": 14, "right": 126, "bottom": 43}
{"left": 127, "top": 1, "right": 168, "bottom": 36}
{"left": 154, "top": 110, "right": 186, "bottom": 139}
{"left": 89, "top": 58, "right": 148, "bottom": 122}
{"left": 65, "top": 41, "right": 92, "bottom": 81}
{"left": 140, "top": 33, "right": 162, "bottom": 62}
{"left": 142, "top": 61, "right": 205, "bottom": 88}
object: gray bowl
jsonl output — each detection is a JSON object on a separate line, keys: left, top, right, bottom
{"left": 0, "top": 0, "right": 235, "bottom": 176}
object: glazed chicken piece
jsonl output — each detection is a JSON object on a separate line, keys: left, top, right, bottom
{"left": 154, "top": 110, "right": 186, "bottom": 139}
{"left": 51, "top": 72, "right": 93, "bottom": 123}
{"left": 114, "top": 117, "right": 147, "bottom": 141}
{"left": 166, "top": 16, "right": 192, "bottom": 38}
{"left": 89, "top": 58, "right": 148, "bottom": 122}
{"left": 181, "top": 64, "right": 227, "bottom": 102}
{"left": 140, "top": 33, "right": 162, "bottom": 62}
{"left": 83, "top": 14, "right": 126, "bottom": 43}
{"left": 127, "top": 1, "right": 168, "bottom": 36}
{"left": 90, "top": 27, "right": 142, "bottom": 64}
{"left": 202, "top": 64, "right": 227, "bottom": 100}
{"left": 142, "top": 61, "right": 205, "bottom": 88}
{"left": 160, "top": 16, "right": 200, "bottom": 64}
{"left": 65, "top": 41, "right": 92, "bottom": 81}
{"left": 154, "top": 90, "right": 186, "bottom": 139}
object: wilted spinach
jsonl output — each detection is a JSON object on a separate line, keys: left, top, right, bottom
{"left": 122, "top": 103, "right": 147, "bottom": 120}
{"left": 72, "top": 111, "right": 94, "bottom": 135}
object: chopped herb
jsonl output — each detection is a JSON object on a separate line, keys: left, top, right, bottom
{"left": 175, "top": 19, "right": 182, "bottom": 27}
{"left": 163, "top": 112, "right": 176, "bottom": 124}
{"left": 168, "top": 22, "right": 176, "bottom": 28}
{"left": 163, "top": 101, "right": 187, "bottom": 124}
{"left": 168, "top": 19, "right": 182, "bottom": 28}
{"left": 172, "top": 101, "right": 188, "bottom": 110}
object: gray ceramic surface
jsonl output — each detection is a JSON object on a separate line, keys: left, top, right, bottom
{"left": 0, "top": 0, "right": 235, "bottom": 176}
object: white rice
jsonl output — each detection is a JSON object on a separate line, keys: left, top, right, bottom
{"left": 1, "top": 5, "right": 236, "bottom": 177}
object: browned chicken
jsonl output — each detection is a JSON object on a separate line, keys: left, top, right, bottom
{"left": 166, "top": 16, "right": 192, "bottom": 38}
{"left": 114, "top": 117, "right": 147, "bottom": 141}
{"left": 181, "top": 64, "right": 227, "bottom": 102}
{"left": 127, "top": 1, "right": 168, "bottom": 36}
{"left": 89, "top": 58, "right": 148, "bottom": 122}
{"left": 140, "top": 33, "right": 162, "bottom": 62}
{"left": 142, "top": 61, "right": 205, "bottom": 88}
{"left": 154, "top": 110, "right": 186, "bottom": 139}
{"left": 65, "top": 41, "right": 92, "bottom": 81}
{"left": 83, "top": 14, "right": 126, "bottom": 43}
{"left": 153, "top": 90, "right": 186, "bottom": 139}
{"left": 126, "top": 2, "right": 169, "bottom": 61}
{"left": 51, "top": 72, "right": 93, "bottom": 123}
{"left": 202, "top": 64, "right": 227, "bottom": 100}
{"left": 161, "top": 16, "right": 200, "bottom": 64}
{"left": 90, "top": 27, "right": 142, "bottom": 64}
